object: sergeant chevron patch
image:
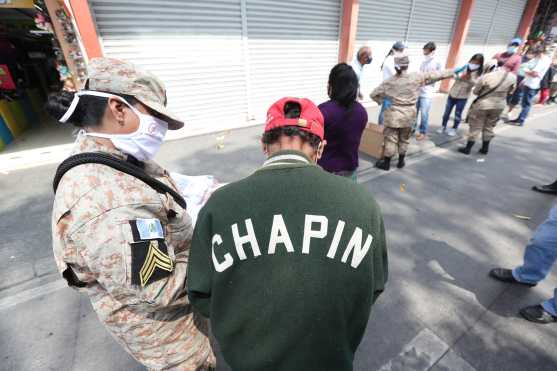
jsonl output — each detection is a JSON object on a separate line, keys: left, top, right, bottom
{"left": 131, "top": 239, "right": 174, "bottom": 287}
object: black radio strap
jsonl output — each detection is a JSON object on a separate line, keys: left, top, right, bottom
{"left": 53, "top": 152, "right": 187, "bottom": 210}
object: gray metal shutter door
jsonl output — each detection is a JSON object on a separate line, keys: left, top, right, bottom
{"left": 246, "top": 0, "right": 341, "bottom": 122}
{"left": 355, "top": 0, "right": 459, "bottom": 102}
{"left": 488, "top": 0, "right": 527, "bottom": 44}
{"left": 460, "top": 0, "right": 526, "bottom": 66}
{"left": 406, "top": 0, "right": 460, "bottom": 67}
{"left": 89, "top": 0, "right": 247, "bottom": 137}
{"left": 355, "top": 0, "right": 413, "bottom": 97}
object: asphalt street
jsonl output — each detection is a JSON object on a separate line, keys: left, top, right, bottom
{"left": 0, "top": 100, "right": 556, "bottom": 371}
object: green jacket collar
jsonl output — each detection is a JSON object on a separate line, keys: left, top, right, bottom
{"left": 260, "top": 150, "right": 314, "bottom": 171}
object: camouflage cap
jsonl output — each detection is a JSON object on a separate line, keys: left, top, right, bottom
{"left": 394, "top": 54, "right": 410, "bottom": 68}
{"left": 86, "top": 58, "right": 184, "bottom": 130}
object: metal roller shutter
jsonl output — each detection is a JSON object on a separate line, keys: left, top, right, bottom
{"left": 89, "top": 0, "right": 248, "bottom": 138}
{"left": 355, "top": 0, "right": 459, "bottom": 100}
{"left": 460, "top": 0, "right": 527, "bottom": 66}
{"left": 245, "top": 0, "right": 341, "bottom": 122}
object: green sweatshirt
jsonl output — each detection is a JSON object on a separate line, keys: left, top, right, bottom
{"left": 187, "top": 150, "right": 388, "bottom": 371}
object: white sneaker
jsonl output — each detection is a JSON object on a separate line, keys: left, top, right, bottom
{"left": 436, "top": 127, "right": 446, "bottom": 134}
{"left": 447, "top": 128, "right": 457, "bottom": 137}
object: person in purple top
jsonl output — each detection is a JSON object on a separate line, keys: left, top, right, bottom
{"left": 317, "top": 63, "right": 368, "bottom": 181}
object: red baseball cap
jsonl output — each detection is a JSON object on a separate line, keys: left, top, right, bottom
{"left": 264, "top": 97, "right": 324, "bottom": 140}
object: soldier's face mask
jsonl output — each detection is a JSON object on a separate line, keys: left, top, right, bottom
{"left": 60, "top": 90, "right": 169, "bottom": 162}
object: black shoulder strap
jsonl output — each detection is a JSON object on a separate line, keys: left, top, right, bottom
{"left": 53, "top": 152, "right": 187, "bottom": 210}
{"left": 472, "top": 71, "right": 510, "bottom": 105}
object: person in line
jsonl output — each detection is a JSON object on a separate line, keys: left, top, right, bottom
{"left": 414, "top": 42, "right": 443, "bottom": 140}
{"left": 506, "top": 48, "right": 535, "bottom": 115}
{"left": 458, "top": 59, "right": 516, "bottom": 155}
{"left": 371, "top": 54, "right": 460, "bottom": 171}
{"left": 489, "top": 204, "right": 557, "bottom": 324}
{"left": 378, "top": 41, "right": 406, "bottom": 125}
{"left": 48, "top": 58, "right": 215, "bottom": 370}
{"left": 493, "top": 38, "right": 523, "bottom": 75}
{"left": 438, "top": 54, "right": 484, "bottom": 137}
{"left": 187, "top": 97, "right": 388, "bottom": 371}
{"left": 350, "top": 46, "right": 372, "bottom": 100}
{"left": 508, "top": 45, "right": 552, "bottom": 125}
{"left": 318, "top": 63, "right": 368, "bottom": 181}
{"left": 538, "top": 62, "right": 555, "bottom": 105}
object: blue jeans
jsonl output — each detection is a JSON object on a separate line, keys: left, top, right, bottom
{"left": 378, "top": 102, "right": 386, "bottom": 125}
{"left": 441, "top": 96, "right": 467, "bottom": 129}
{"left": 517, "top": 86, "right": 539, "bottom": 124}
{"left": 414, "top": 97, "right": 432, "bottom": 134}
{"left": 513, "top": 205, "right": 557, "bottom": 316}
{"left": 509, "top": 76, "right": 525, "bottom": 106}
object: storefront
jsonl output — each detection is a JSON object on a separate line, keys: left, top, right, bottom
{"left": 459, "top": 0, "right": 528, "bottom": 65}
{"left": 0, "top": 0, "right": 87, "bottom": 151}
{"left": 88, "top": 0, "right": 341, "bottom": 137}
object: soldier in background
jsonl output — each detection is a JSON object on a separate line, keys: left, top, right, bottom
{"left": 459, "top": 59, "right": 516, "bottom": 155}
{"left": 370, "top": 54, "right": 460, "bottom": 171}
{"left": 47, "top": 58, "right": 215, "bottom": 370}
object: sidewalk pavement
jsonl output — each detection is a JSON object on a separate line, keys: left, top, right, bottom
{"left": 0, "top": 98, "right": 556, "bottom": 370}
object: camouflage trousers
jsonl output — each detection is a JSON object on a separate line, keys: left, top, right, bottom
{"left": 383, "top": 127, "right": 412, "bottom": 158}
{"left": 467, "top": 108, "right": 502, "bottom": 142}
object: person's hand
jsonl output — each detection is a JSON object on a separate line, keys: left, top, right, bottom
{"left": 454, "top": 64, "right": 468, "bottom": 74}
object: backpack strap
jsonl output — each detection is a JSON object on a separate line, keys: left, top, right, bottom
{"left": 53, "top": 152, "right": 187, "bottom": 210}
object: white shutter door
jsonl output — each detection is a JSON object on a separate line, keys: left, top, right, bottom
{"left": 89, "top": 0, "right": 247, "bottom": 138}
{"left": 355, "top": 0, "right": 413, "bottom": 96}
{"left": 460, "top": 0, "right": 526, "bottom": 66}
{"left": 406, "top": 0, "right": 459, "bottom": 72}
{"left": 246, "top": 0, "right": 341, "bottom": 122}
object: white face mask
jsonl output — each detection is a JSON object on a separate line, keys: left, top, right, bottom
{"left": 468, "top": 63, "right": 480, "bottom": 71}
{"left": 60, "top": 90, "right": 168, "bottom": 161}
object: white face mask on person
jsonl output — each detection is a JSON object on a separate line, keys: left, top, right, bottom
{"left": 59, "top": 90, "right": 169, "bottom": 161}
{"left": 468, "top": 63, "right": 480, "bottom": 71}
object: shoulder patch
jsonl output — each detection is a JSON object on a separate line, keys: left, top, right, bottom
{"left": 131, "top": 240, "right": 174, "bottom": 287}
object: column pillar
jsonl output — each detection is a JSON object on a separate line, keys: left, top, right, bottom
{"left": 516, "top": 0, "right": 541, "bottom": 41}
{"left": 69, "top": 0, "right": 103, "bottom": 59}
{"left": 338, "top": 0, "right": 360, "bottom": 63}
{"left": 440, "top": 0, "right": 475, "bottom": 92}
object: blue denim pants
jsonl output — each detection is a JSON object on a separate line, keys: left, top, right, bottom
{"left": 513, "top": 205, "right": 557, "bottom": 316}
{"left": 414, "top": 96, "right": 432, "bottom": 134}
{"left": 441, "top": 96, "right": 468, "bottom": 129}
{"left": 517, "top": 86, "right": 539, "bottom": 124}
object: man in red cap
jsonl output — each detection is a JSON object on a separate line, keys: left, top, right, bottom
{"left": 187, "top": 97, "right": 388, "bottom": 371}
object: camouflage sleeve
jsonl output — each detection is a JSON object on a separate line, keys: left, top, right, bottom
{"left": 187, "top": 206, "right": 213, "bottom": 318}
{"left": 70, "top": 207, "right": 190, "bottom": 312}
{"left": 370, "top": 82, "right": 386, "bottom": 105}
{"left": 421, "top": 69, "right": 455, "bottom": 86}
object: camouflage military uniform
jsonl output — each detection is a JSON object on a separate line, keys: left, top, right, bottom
{"left": 52, "top": 134, "right": 215, "bottom": 370}
{"left": 467, "top": 70, "right": 516, "bottom": 142}
{"left": 371, "top": 69, "right": 454, "bottom": 157}
{"left": 51, "top": 57, "right": 215, "bottom": 370}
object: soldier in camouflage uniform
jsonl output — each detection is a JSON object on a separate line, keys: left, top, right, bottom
{"left": 459, "top": 60, "right": 517, "bottom": 155}
{"left": 370, "top": 55, "right": 459, "bottom": 171}
{"left": 49, "top": 58, "right": 215, "bottom": 370}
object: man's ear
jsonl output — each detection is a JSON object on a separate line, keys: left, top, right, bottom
{"left": 107, "top": 97, "right": 127, "bottom": 124}
{"left": 261, "top": 139, "right": 268, "bottom": 155}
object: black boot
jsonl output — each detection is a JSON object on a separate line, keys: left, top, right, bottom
{"left": 397, "top": 154, "right": 406, "bottom": 169}
{"left": 375, "top": 157, "right": 391, "bottom": 171}
{"left": 479, "top": 140, "right": 490, "bottom": 154}
{"left": 458, "top": 141, "right": 475, "bottom": 155}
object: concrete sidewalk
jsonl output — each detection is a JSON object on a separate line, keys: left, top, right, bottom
{"left": 0, "top": 101, "right": 556, "bottom": 370}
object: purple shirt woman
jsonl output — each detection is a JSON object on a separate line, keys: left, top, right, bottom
{"left": 318, "top": 63, "right": 368, "bottom": 179}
